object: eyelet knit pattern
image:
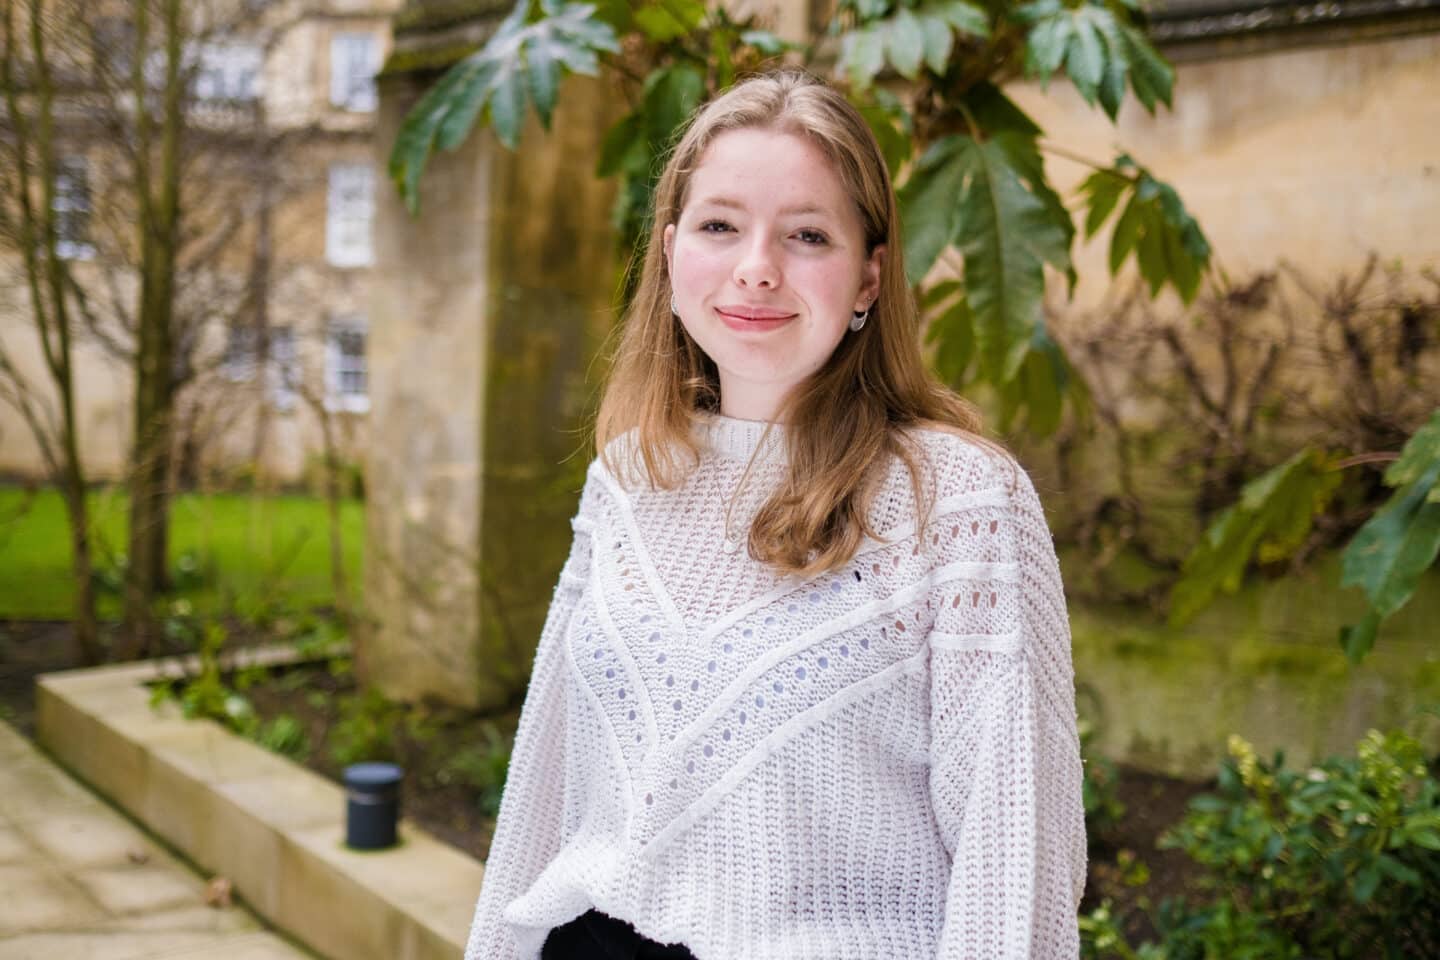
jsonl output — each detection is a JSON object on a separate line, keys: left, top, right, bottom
{"left": 464, "top": 417, "right": 1086, "bottom": 960}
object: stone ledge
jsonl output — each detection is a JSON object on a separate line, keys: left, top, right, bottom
{"left": 35, "top": 647, "right": 484, "bottom": 960}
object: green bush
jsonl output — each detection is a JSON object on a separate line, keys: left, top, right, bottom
{"left": 1083, "top": 728, "right": 1440, "bottom": 959}
{"left": 438, "top": 722, "right": 513, "bottom": 817}
{"left": 329, "top": 688, "right": 407, "bottom": 766}
{"left": 253, "top": 713, "right": 310, "bottom": 762}
{"left": 1082, "top": 717, "right": 1127, "bottom": 842}
{"left": 149, "top": 619, "right": 260, "bottom": 738}
{"left": 1165, "top": 731, "right": 1440, "bottom": 957}
{"left": 144, "top": 610, "right": 322, "bottom": 765}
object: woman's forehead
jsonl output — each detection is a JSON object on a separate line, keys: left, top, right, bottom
{"left": 685, "top": 127, "right": 850, "bottom": 214}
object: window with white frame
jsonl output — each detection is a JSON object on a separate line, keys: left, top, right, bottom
{"left": 325, "top": 163, "right": 374, "bottom": 268}
{"left": 325, "top": 316, "right": 369, "bottom": 412}
{"left": 329, "top": 32, "right": 379, "bottom": 112}
{"left": 53, "top": 156, "right": 94, "bottom": 260}
{"left": 193, "top": 43, "right": 262, "bottom": 101}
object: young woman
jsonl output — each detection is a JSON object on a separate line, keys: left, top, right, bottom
{"left": 464, "top": 70, "right": 1086, "bottom": 960}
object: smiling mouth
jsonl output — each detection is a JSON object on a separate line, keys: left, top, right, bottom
{"left": 715, "top": 307, "right": 797, "bottom": 331}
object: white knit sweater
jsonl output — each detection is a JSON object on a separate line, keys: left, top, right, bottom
{"left": 464, "top": 416, "right": 1086, "bottom": 960}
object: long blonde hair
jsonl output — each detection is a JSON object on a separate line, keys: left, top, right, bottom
{"left": 596, "top": 70, "right": 984, "bottom": 577}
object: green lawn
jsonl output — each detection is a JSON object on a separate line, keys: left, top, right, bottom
{"left": 0, "top": 486, "right": 364, "bottom": 620}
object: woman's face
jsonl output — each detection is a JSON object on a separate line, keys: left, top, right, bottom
{"left": 664, "top": 127, "right": 885, "bottom": 421}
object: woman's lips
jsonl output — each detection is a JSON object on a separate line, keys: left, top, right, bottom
{"left": 715, "top": 305, "right": 797, "bottom": 332}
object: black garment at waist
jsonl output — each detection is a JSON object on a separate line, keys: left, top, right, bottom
{"left": 541, "top": 909, "right": 697, "bottom": 960}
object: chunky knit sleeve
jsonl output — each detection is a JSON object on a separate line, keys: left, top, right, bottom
{"left": 927, "top": 461, "right": 1086, "bottom": 959}
{"left": 463, "top": 472, "right": 597, "bottom": 960}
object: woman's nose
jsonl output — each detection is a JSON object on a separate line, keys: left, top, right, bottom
{"left": 734, "top": 237, "right": 781, "bottom": 289}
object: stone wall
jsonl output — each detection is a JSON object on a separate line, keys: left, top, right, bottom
{"left": 1011, "top": 29, "right": 1440, "bottom": 308}
{"left": 1073, "top": 560, "right": 1440, "bottom": 777}
{"left": 364, "top": 67, "right": 618, "bottom": 708}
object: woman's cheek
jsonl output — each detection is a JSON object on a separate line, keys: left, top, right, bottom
{"left": 674, "top": 247, "right": 730, "bottom": 295}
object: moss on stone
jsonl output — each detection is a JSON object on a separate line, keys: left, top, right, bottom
{"left": 378, "top": 42, "right": 481, "bottom": 79}
{"left": 394, "top": 0, "right": 511, "bottom": 35}
{"left": 1068, "top": 566, "right": 1440, "bottom": 778}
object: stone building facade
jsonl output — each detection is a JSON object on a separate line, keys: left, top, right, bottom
{"left": 0, "top": 0, "right": 401, "bottom": 487}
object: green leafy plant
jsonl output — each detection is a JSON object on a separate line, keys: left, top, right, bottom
{"left": 170, "top": 549, "right": 210, "bottom": 592}
{"left": 91, "top": 548, "right": 210, "bottom": 600}
{"left": 91, "top": 550, "right": 128, "bottom": 597}
{"left": 1171, "top": 408, "right": 1440, "bottom": 660}
{"left": 1168, "top": 447, "right": 1343, "bottom": 626}
{"left": 1082, "top": 729, "right": 1440, "bottom": 959}
{"left": 1339, "top": 409, "right": 1440, "bottom": 660}
{"left": 283, "top": 613, "right": 350, "bottom": 660}
{"left": 253, "top": 713, "right": 311, "bottom": 762}
{"left": 438, "top": 721, "right": 514, "bottom": 817}
{"left": 1081, "top": 717, "right": 1127, "bottom": 841}
{"left": 1080, "top": 899, "right": 1167, "bottom": 960}
{"left": 389, "top": 0, "right": 621, "bottom": 209}
{"left": 837, "top": 1, "right": 989, "bottom": 90}
{"left": 1078, "top": 155, "right": 1210, "bottom": 304}
{"left": 1161, "top": 731, "right": 1440, "bottom": 958}
{"left": 329, "top": 688, "right": 409, "bottom": 766}
{"left": 148, "top": 620, "right": 260, "bottom": 737}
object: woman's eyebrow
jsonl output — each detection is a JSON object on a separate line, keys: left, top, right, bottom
{"left": 693, "top": 196, "right": 834, "bottom": 218}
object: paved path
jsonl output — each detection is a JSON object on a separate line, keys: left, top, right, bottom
{"left": 0, "top": 721, "right": 315, "bottom": 960}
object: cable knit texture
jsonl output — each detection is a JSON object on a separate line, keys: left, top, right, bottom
{"left": 464, "top": 416, "right": 1086, "bottom": 960}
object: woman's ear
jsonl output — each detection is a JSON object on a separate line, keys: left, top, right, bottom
{"left": 858, "top": 244, "right": 886, "bottom": 308}
{"left": 663, "top": 223, "right": 676, "bottom": 276}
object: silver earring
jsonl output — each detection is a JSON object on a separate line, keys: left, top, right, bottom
{"left": 850, "top": 307, "right": 869, "bottom": 332}
{"left": 671, "top": 291, "right": 680, "bottom": 317}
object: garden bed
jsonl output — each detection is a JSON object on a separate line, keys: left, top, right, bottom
{"left": 230, "top": 653, "right": 1211, "bottom": 941}
{"left": 238, "top": 659, "right": 517, "bottom": 863}
{"left": 2, "top": 617, "right": 1209, "bottom": 937}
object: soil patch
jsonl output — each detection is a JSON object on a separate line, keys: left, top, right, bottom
{"left": 1085, "top": 768, "right": 1210, "bottom": 943}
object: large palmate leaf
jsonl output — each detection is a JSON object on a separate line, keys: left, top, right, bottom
{"left": 922, "top": 280, "right": 973, "bottom": 385}
{"left": 839, "top": 0, "right": 989, "bottom": 88}
{"left": 1339, "top": 409, "right": 1440, "bottom": 661}
{"left": 1170, "top": 448, "right": 1343, "bottom": 627}
{"left": 900, "top": 131, "right": 1072, "bottom": 382}
{"left": 389, "top": 0, "right": 619, "bottom": 214}
{"left": 898, "top": 136, "right": 970, "bottom": 285}
{"left": 1017, "top": 0, "right": 1173, "bottom": 119}
{"left": 991, "top": 327, "right": 1072, "bottom": 437}
{"left": 1080, "top": 155, "right": 1211, "bottom": 303}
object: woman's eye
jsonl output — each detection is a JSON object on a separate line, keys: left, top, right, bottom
{"left": 795, "top": 230, "right": 828, "bottom": 245}
{"left": 699, "top": 220, "right": 733, "bottom": 234}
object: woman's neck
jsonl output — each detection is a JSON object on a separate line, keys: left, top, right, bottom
{"left": 717, "top": 376, "right": 786, "bottom": 423}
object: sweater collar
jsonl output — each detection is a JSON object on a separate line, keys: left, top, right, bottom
{"left": 696, "top": 414, "right": 787, "bottom": 465}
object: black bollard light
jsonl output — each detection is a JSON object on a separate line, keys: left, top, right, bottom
{"left": 343, "top": 762, "right": 403, "bottom": 850}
